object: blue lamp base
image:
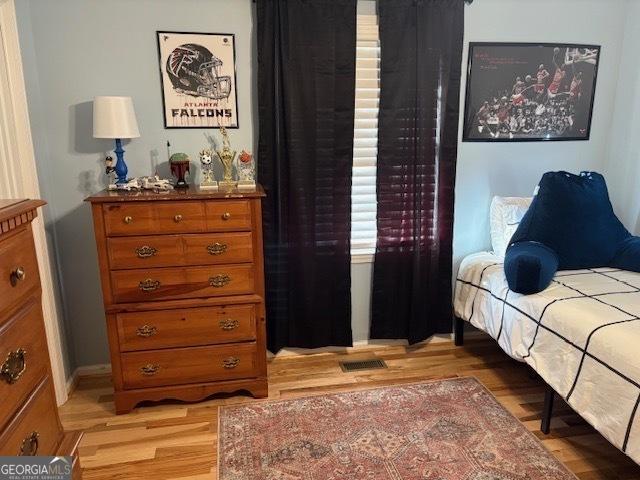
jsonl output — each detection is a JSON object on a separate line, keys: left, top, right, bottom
{"left": 114, "top": 138, "right": 128, "bottom": 185}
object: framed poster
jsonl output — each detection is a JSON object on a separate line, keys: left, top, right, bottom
{"left": 157, "top": 31, "right": 239, "bottom": 129}
{"left": 462, "top": 43, "right": 600, "bottom": 142}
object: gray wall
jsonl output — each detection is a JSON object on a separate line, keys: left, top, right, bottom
{"left": 15, "top": 0, "right": 636, "bottom": 370}
{"left": 605, "top": 0, "right": 640, "bottom": 234}
{"left": 453, "top": 0, "right": 629, "bottom": 268}
{"left": 16, "top": 0, "right": 257, "bottom": 369}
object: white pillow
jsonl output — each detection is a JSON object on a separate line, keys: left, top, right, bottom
{"left": 490, "top": 196, "right": 532, "bottom": 258}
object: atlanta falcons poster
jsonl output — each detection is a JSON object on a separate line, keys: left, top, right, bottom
{"left": 157, "top": 31, "right": 239, "bottom": 128}
{"left": 463, "top": 43, "right": 600, "bottom": 142}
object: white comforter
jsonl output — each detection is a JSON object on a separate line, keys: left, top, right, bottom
{"left": 454, "top": 252, "right": 640, "bottom": 465}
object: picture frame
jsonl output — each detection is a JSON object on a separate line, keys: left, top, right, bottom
{"left": 157, "top": 31, "right": 239, "bottom": 129}
{"left": 462, "top": 42, "right": 600, "bottom": 142}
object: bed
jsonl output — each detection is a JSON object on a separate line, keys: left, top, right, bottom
{"left": 454, "top": 251, "right": 640, "bottom": 465}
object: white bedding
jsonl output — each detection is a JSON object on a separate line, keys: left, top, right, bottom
{"left": 454, "top": 252, "right": 640, "bottom": 465}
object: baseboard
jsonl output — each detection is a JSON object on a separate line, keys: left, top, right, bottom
{"left": 353, "top": 334, "right": 454, "bottom": 347}
{"left": 66, "top": 363, "right": 112, "bottom": 396}
{"left": 65, "top": 371, "right": 79, "bottom": 397}
{"left": 269, "top": 334, "right": 455, "bottom": 357}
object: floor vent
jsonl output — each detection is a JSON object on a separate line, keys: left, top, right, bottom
{"left": 339, "top": 359, "right": 387, "bottom": 372}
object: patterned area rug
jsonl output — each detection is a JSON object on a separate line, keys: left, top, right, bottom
{"left": 218, "top": 377, "right": 576, "bottom": 479}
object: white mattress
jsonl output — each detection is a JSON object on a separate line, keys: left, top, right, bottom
{"left": 454, "top": 252, "right": 640, "bottom": 465}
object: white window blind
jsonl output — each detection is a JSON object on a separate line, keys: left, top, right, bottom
{"left": 351, "top": 12, "right": 380, "bottom": 256}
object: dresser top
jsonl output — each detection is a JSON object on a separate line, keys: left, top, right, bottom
{"left": 0, "top": 199, "right": 46, "bottom": 224}
{"left": 85, "top": 184, "right": 265, "bottom": 203}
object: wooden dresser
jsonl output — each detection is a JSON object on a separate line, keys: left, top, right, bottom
{"left": 86, "top": 186, "right": 268, "bottom": 414}
{"left": 0, "top": 199, "right": 81, "bottom": 469}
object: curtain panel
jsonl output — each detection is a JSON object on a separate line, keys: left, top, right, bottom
{"left": 257, "top": 0, "right": 357, "bottom": 352}
{"left": 371, "top": 0, "right": 465, "bottom": 343}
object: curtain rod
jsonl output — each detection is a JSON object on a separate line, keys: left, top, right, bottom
{"left": 252, "top": 1, "right": 475, "bottom": 3}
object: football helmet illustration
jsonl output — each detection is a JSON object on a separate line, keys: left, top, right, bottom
{"left": 166, "top": 43, "right": 232, "bottom": 100}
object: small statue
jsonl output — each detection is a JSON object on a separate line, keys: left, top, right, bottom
{"left": 199, "top": 149, "right": 218, "bottom": 191}
{"left": 105, "top": 155, "right": 115, "bottom": 176}
{"left": 215, "top": 126, "right": 237, "bottom": 188}
{"left": 169, "top": 153, "right": 191, "bottom": 188}
{"left": 104, "top": 155, "right": 117, "bottom": 187}
{"left": 237, "top": 150, "right": 256, "bottom": 191}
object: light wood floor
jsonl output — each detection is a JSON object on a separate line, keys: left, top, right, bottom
{"left": 59, "top": 335, "right": 640, "bottom": 480}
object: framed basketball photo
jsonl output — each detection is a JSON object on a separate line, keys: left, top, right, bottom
{"left": 462, "top": 43, "right": 600, "bottom": 142}
{"left": 157, "top": 31, "right": 239, "bottom": 129}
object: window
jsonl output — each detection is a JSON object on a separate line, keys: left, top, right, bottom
{"left": 351, "top": 10, "right": 380, "bottom": 258}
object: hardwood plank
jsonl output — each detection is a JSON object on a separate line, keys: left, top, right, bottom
{"left": 59, "top": 336, "right": 640, "bottom": 479}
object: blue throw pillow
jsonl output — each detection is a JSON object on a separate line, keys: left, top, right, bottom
{"left": 505, "top": 171, "right": 637, "bottom": 294}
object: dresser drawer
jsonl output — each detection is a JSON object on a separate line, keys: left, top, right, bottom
{"left": 107, "top": 232, "right": 254, "bottom": 270}
{"left": 205, "top": 200, "right": 252, "bottom": 231}
{"left": 0, "top": 301, "right": 50, "bottom": 430}
{"left": 117, "top": 305, "right": 256, "bottom": 351}
{"left": 121, "top": 342, "right": 259, "bottom": 389}
{"left": 0, "top": 228, "right": 40, "bottom": 316}
{"left": 0, "top": 377, "right": 62, "bottom": 456}
{"left": 111, "top": 264, "right": 255, "bottom": 303}
{"left": 103, "top": 201, "right": 206, "bottom": 236}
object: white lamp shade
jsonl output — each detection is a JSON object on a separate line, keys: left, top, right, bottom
{"left": 93, "top": 96, "right": 140, "bottom": 139}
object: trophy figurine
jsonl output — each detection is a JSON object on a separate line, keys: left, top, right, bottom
{"left": 237, "top": 150, "right": 256, "bottom": 191}
{"left": 215, "top": 126, "right": 237, "bottom": 188}
{"left": 199, "top": 149, "right": 218, "bottom": 191}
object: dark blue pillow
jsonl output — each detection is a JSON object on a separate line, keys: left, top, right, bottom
{"left": 505, "top": 171, "right": 637, "bottom": 294}
{"left": 504, "top": 241, "right": 559, "bottom": 294}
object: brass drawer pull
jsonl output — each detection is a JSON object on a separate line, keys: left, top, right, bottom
{"left": 206, "top": 242, "right": 228, "bottom": 255}
{"left": 223, "top": 357, "right": 240, "bottom": 369}
{"left": 124, "top": 215, "right": 133, "bottom": 224}
{"left": 136, "top": 325, "right": 157, "bottom": 337}
{"left": 209, "top": 274, "right": 231, "bottom": 288}
{"left": 19, "top": 431, "right": 39, "bottom": 456}
{"left": 174, "top": 214, "right": 183, "bottom": 223}
{"left": 10, "top": 266, "right": 26, "bottom": 287}
{"left": 1, "top": 348, "right": 26, "bottom": 384}
{"left": 135, "top": 246, "right": 158, "bottom": 258}
{"left": 139, "top": 279, "right": 161, "bottom": 292}
{"left": 140, "top": 364, "right": 160, "bottom": 376}
{"left": 219, "top": 318, "right": 239, "bottom": 331}
{"left": 222, "top": 212, "right": 231, "bottom": 221}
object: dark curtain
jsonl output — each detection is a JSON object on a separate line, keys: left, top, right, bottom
{"left": 371, "top": 0, "right": 464, "bottom": 343}
{"left": 257, "top": 0, "right": 357, "bottom": 352}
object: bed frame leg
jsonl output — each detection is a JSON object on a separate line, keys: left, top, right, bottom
{"left": 454, "top": 317, "right": 464, "bottom": 346}
{"left": 541, "top": 386, "right": 555, "bottom": 435}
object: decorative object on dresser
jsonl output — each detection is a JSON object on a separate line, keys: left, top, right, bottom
{"left": 215, "top": 126, "right": 237, "bottom": 188}
{"left": 237, "top": 150, "right": 256, "bottom": 191}
{"left": 0, "top": 200, "right": 82, "bottom": 472}
{"left": 169, "top": 153, "right": 191, "bottom": 188}
{"left": 93, "top": 96, "right": 141, "bottom": 186}
{"left": 86, "top": 185, "right": 268, "bottom": 414}
{"left": 199, "top": 149, "right": 218, "bottom": 191}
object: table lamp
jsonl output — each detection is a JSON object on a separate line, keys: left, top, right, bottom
{"left": 93, "top": 96, "right": 140, "bottom": 185}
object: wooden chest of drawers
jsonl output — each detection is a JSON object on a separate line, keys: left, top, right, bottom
{"left": 0, "top": 199, "right": 81, "bottom": 471}
{"left": 86, "top": 187, "right": 268, "bottom": 414}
